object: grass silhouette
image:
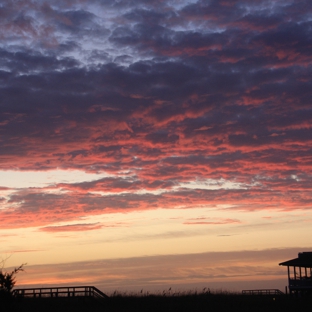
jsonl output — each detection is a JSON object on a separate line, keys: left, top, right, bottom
{"left": 3, "top": 289, "right": 312, "bottom": 312}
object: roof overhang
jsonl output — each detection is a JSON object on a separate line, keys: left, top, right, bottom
{"left": 279, "top": 252, "right": 312, "bottom": 268}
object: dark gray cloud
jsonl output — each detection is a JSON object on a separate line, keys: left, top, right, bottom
{"left": 16, "top": 247, "right": 309, "bottom": 292}
{"left": 0, "top": 0, "right": 312, "bottom": 226}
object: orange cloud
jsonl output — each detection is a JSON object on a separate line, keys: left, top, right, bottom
{"left": 184, "top": 218, "right": 241, "bottom": 225}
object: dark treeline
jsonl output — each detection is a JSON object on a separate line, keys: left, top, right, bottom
{"left": 2, "top": 292, "right": 312, "bottom": 312}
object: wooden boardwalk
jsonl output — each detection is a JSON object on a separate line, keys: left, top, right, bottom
{"left": 13, "top": 286, "right": 109, "bottom": 299}
{"left": 242, "top": 289, "right": 284, "bottom": 295}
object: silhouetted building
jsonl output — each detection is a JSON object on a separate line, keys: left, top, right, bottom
{"left": 279, "top": 252, "right": 312, "bottom": 295}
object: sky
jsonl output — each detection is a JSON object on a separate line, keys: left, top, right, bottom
{"left": 0, "top": 0, "right": 312, "bottom": 293}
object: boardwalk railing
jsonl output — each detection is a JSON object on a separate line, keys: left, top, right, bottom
{"left": 242, "top": 289, "right": 284, "bottom": 295}
{"left": 13, "top": 286, "right": 109, "bottom": 299}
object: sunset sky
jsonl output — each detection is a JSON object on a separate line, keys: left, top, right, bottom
{"left": 1, "top": 0, "right": 312, "bottom": 293}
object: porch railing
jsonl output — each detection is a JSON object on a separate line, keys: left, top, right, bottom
{"left": 242, "top": 289, "right": 284, "bottom": 295}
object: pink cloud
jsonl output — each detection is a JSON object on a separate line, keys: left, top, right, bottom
{"left": 0, "top": 180, "right": 311, "bottom": 229}
{"left": 0, "top": 0, "right": 311, "bottom": 233}
{"left": 40, "top": 223, "right": 103, "bottom": 232}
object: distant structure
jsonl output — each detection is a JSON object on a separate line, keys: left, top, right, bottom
{"left": 279, "top": 252, "right": 312, "bottom": 295}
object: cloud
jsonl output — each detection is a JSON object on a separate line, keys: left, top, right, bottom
{"left": 184, "top": 217, "right": 241, "bottom": 225}
{"left": 14, "top": 247, "right": 310, "bottom": 292}
{"left": 0, "top": 0, "right": 311, "bottom": 230}
{"left": 1, "top": 181, "right": 311, "bottom": 229}
{"left": 40, "top": 223, "right": 103, "bottom": 232}
{"left": 4, "top": 249, "right": 43, "bottom": 253}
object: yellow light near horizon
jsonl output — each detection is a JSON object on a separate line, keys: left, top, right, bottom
{"left": 2, "top": 207, "right": 312, "bottom": 269}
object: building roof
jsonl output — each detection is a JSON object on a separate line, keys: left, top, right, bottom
{"left": 279, "top": 252, "right": 312, "bottom": 268}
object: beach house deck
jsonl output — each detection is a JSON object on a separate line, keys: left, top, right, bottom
{"left": 279, "top": 252, "right": 312, "bottom": 295}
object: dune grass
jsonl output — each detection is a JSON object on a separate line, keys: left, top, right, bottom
{"left": 3, "top": 289, "right": 312, "bottom": 312}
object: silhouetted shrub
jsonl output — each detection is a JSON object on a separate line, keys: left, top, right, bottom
{"left": 0, "top": 264, "right": 25, "bottom": 299}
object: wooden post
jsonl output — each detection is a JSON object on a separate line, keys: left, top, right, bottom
{"left": 299, "top": 267, "right": 302, "bottom": 279}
